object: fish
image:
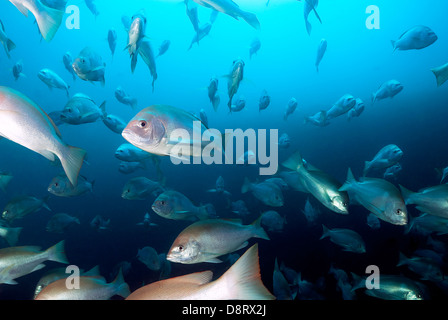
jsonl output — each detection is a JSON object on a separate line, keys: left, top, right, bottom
{"left": 250, "top": 37, "right": 261, "bottom": 59}
{"left": 90, "top": 215, "right": 110, "bottom": 231}
{"left": 2, "top": 195, "right": 51, "bottom": 222}
{"left": 397, "top": 252, "right": 443, "bottom": 282}
{"left": 188, "top": 22, "right": 213, "bottom": 50}
{"left": 304, "top": 110, "right": 329, "bottom": 127}
{"left": 62, "top": 52, "right": 76, "bottom": 81}
{"left": 115, "top": 143, "right": 153, "bottom": 163}
{"left": 278, "top": 133, "right": 291, "bottom": 149}
{"left": 207, "top": 176, "right": 231, "bottom": 197}
{"left": 37, "top": 69, "right": 70, "bottom": 97}
{"left": 199, "top": 108, "right": 208, "bottom": 127}
{"left": 208, "top": 77, "right": 220, "bottom": 111}
{"left": 121, "top": 177, "right": 164, "bottom": 200}
{"left": 320, "top": 225, "right": 366, "bottom": 253}
{"left": 60, "top": 93, "right": 106, "bottom": 125}
{"left": 273, "top": 259, "right": 295, "bottom": 300}
{"left": 302, "top": 0, "right": 322, "bottom": 36}
{"left": 185, "top": 0, "right": 199, "bottom": 32}
{"left": 192, "top": 0, "right": 260, "bottom": 30}
{"left": 8, "top": 0, "right": 65, "bottom": 41}
{"left": 0, "top": 87, "right": 86, "bottom": 186}
{"left": 102, "top": 113, "right": 127, "bottom": 134}
{"left": 118, "top": 161, "right": 145, "bottom": 175}
{"left": 301, "top": 198, "right": 320, "bottom": 226}
{"left": 230, "top": 96, "right": 246, "bottom": 113}
{"left": 72, "top": 47, "right": 106, "bottom": 86}
{"left": 108, "top": 29, "right": 117, "bottom": 59}
{"left": 315, "top": 38, "right": 327, "bottom": 72}
{"left": 347, "top": 98, "right": 365, "bottom": 121}
{"left": 126, "top": 244, "right": 275, "bottom": 300}
{"left": 431, "top": 62, "right": 448, "bottom": 87}
{"left": 339, "top": 168, "right": 408, "bottom": 225}
{"left": 138, "top": 39, "right": 158, "bottom": 92}
{"left": 47, "top": 173, "right": 94, "bottom": 198}
{"left": 363, "top": 144, "right": 403, "bottom": 176}
{"left": 366, "top": 212, "right": 381, "bottom": 230}
{"left": 0, "top": 226, "right": 22, "bottom": 246}
{"left": 137, "top": 246, "right": 161, "bottom": 271}
{"left": 157, "top": 40, "right": 171, "bottom": 58}
{"left": 167, "top": 218, "right": 269, "bottom": 264}
{"left": 284, "top": 98, "right": 298, "bottom": 121}
{"left": 84, "top": 0, "right": 99, "bottom": 17}
{"left": 259, "top": 90, "right": 270, "bottom": 112}
{"left": 0, "top": 20, "right": 16, "bottom": 58}
{"left": 440, "top": 166, "right": 448, "bottom": 184}
{"left": 12, "top": 61, "right": 25, "bottom": 81}
{"left": 372, "top": 80, "right": 403, "bottom": 104}
{"left": 383, "top": 163, "right": 402, "bottom": 180}
{"left": 325, "top": 94, "right": 356, "bottom": 121}
{"left": 122, "top": 104, "right": 225, "bottom": 161}
{"left": 227, "top": 58, "right": 245, "bottom": 112}
{"left": 231, "top": 200, "right": 250, "bottom": 216}
{"left": 405, "top": 213, "right": 448, "bottom": 236}
{"left": 46, "top": 213, "right": 80, "bottom": 233}
{"left": 277, "top": 170, "right": 308, "bottom": 193}
{"left": 0, "top": 240, "right": 68, "bottom": 285}
{"left": 137, "top": 213, "right": 158, "bottom": 229}
{"left": 399, "top": 184, "right": 448, "bottom": 219}
{"left": 35, "top": 269, "right": 130, "bottom": 300}
{"left": 152, "top": 190, "right": 216, "bottom": 221}
{"left": 126, "top": 10, "right": 147, "bottom": 73}
{"left": 0, "top": 172, "right": 13, "bottom": 192}
{"left": 241, "top": 178, "right": 284, "bottom": 207}
{"left": 261, "top": 211, "right": 286, "bottom": 233}
{"left": 41, "top": 0, "right": 67, "bottom": 11}
{"left": 282, "top": 152, "right": 349, "bottom": 214}
{"left": 391, "top": 25, "right": 438, "bottom": 52}
{"left": 115, "top": 87, "right": 138, "bottom": 109}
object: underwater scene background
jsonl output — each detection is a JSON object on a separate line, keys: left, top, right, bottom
{"left": 0, "top": 0, "right": 448, "bottom": 300}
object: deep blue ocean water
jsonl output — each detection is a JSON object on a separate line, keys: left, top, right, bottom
{"left": 0, "top": 0, "right": 448, "bottom": 301}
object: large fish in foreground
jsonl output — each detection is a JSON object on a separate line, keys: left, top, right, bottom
{"left": 126, "top": 244, "right": 275, "bottom": 300}
{"left": 192, "top": 0, "right": 260, "bottom": 30}
{"left": 0, "top": 87, "right": 86, "bottom": 186}
{"left": 8, "top": 0, "right": 65, "bottom": 42}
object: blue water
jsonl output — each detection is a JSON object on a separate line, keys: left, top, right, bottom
{"left": 1, "top": 0, "right": 448, "bottom": 300}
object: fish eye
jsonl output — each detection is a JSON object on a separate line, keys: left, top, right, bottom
{"left": 396, "top": 209, "right": 403, "bottom": 215}
{"left": 138, "top": 120, "right": 147, "bottom": 128}
{"left": 178, "top": 245, "right": 184, "bottom": 251}
{"left": 160, "top": 200, "right": 166, "bottom": 206}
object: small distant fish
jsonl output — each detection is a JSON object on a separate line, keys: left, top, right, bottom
{"left": 304, "top": 110, "right": 328, "bottom": 127}
{"left": 137, "top": 246, "right": 161, "bottom": 271}
{"left": 118, "top": 161, "right": 145, "bottom": 174}
{"left": 208, "top": 77, "right": 220, "bottom": 112}
{"left": 46, "top": 213, "right": 80, "bottom": 233}
{"left": 250, "top": 37, "right": 261, "bottom": 59}
{"left": 0, "top": 20, "right": 16, "bottom": 58}
{"left": 192, "top": 0, "right": 260, "bottom": 30}
{"left": 115, "top": 143, "right": 153, "bottom": 163}
{"left": 102, "top": 113, "right": 127, "bottom": 134}
{"left": 231, "top": 200, "right": 250, "bottom": 216}
{"left": 315, "top": 38, "right": 327, "bottom": 72}
{"left": 397, "top": 252, "right": 443, "bottom": 282}
{"left": 84, "top": 0, "right": 99, "bottom": 17}
{"left": 188, "top": 22, "right": 213, "bottom": 50}
{"left": 137, "top": 212, "right": 158, "bottom": 229}
{"left": 152, "top": 190, "right": 216, "bottom": 221}
{"left": 126, "top": 244, "right": 275, "bottom": 300}
{"left": 0, "top": 87, "right": 87, "bottom": 186}
{"left": 284, "top": 98, "right": 298, "bottom": 121}
{"left": 38, "top": 69, "right": 70, "bottom": 97}
{"left": 363, "top": 144, "right": 403, "bottom": 177}
{"left": 60, "top": 93, "right": 106, "bottom": 125}
{"left": 8, "top": 0, "right": 65, "bottom": 42}
{"left": 237, "top": 150, "right": 256, "bottom": 165}
{"left": 392, "top": 25, "right": 437, "bottom": 52}
{"left": 301, "top": 198, "right": 320, "bottom": 226}
{"left": 126, "top": 10, "right": 147, "bottom": 73}
{"left": 320, "top": 225, "right": 366, "bottom": 253}
{"left": 261, "top": 211, "right": 286, "bottom": 233}
{"left": 48, "top": 174, "right": 94, "bottom": 198}
{"left": 230, "top": 96, "right": 246, "bottom": 113}
{"left": 227, "top": 58, "right": 245, "bottom": 112}
{"left": 273, "top": 259, "right": 295, "bottom": 300}
{"left": 241, "top": 178, "right": 284, "bottom": 207}
{"left": 259, "top": 90, "right": 270, "bottom": 112}
{"left": 400, "top": 184, "right": 448, "bottom": 219}
{"left": 157, "top": 40, "right": 171, "bottom": 58}
{"left": 0, "top": 172, "right": 13, "bottom": 192}
{"left": 326, "top": 94, "right": 356, "bottom": 122}
{"left": 383, "top": 163, "right": 402, "bottom": 180}
{"left": 199, "top": 108, "right": 208, "bottom": 127}
{"left": 0, "top": 225, "right": 22, "bottom": 246}
{"left": 431, "top": 62, "right": 448, "bottom": 87}
{"left": 339, "top": 168, "right": 408, "bottom": 225}
{"left": 2, "top": 195, "right": 51, "bottom": 222}
{"left": 372, "top": 80, "right": 403, "bottom": 104}
{"left": 278, "top": 133, "right": 291, "bottom": 149}
{"left": 62, "top": 52, "right": 76, "bottom": 81}
{"left": 347, "top": 98, "right": 365, "bottom": 121}
{"left": 108, "top": 29, "right": 117, "bottom": 60}
{"left": 72, "top": 47, "right": 106, "bottom": 86}
{"left": 366, "top": 212, "right": 381, "bottom": 229}
{"left": 167, "top": 218, "right": 269, "bottom": 264}
{"left": 207, "top": 176, "right": 231, "bottom": 196}
{"left": 115, "top": 86, "right": 138, "bottom": 109}
{"left": 12, "top": 61, "right": 25, "bottom": 81}
{"left": 0, "top": 241, "right": 68, "bottom": 285}
{"left": 90, "top": 215, "right": 110, "bottom": 231}
{"left": 121, "top": 177, "right": 164, "bottom": 200}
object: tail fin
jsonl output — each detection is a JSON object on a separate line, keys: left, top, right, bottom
{"left": 281, "top": 151, "right": 304, "bottom": 172}
{"left": 99, "top": 101, "right": 107, "bottom": 116}
{"left": 396, "top": 252, "right": 408, "bottom": 267}
{"left": 339, "top": 168, "right": 356, "bottom": 192}
{"left": 240, "top": 11, "right": 260, "bottom": 30}
{"left": 399, "top": 184, "right": 414, "bottom": 205}
{"left": 391, "top": 40, "right": 397, "bottom": 53}
{"left": 363, "top": 161, "right": 370, "bottom": 177}
{"left": 111, "top": 268, "right": 131, "bottom": 299}
{"left": 305, "top": 19, "right": 312, "bottom": 36}
{"left": 431, "top": 65, "right": 448, "bottom": 87}
{"left": 131, "top": 53, "right": 138, "bottom": 73}
{"left": 251, "top": 216, "right": 270, "bottom": 240}
{"left": 217, "top": 244, "right": 275, "bottom": 300}
{"left": 59, "top": 145, "right": 87, "bottom": 187}
{"left": 46, "top": 240, "right": 69, "bottom": 264}
{"left": 2, "top": 227, "right": 22, "bottom": 246}
{"left": 241, "top": 177, "right": 252, "bottom": 194}
{"left": 320, "top": 224, "right": 330, "bottom": 240}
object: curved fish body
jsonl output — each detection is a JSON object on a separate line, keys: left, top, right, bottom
{"left": 284, "top": 98, "right": 298, "bottom": 121}
{"left": 400, "top": 184, "right": 448, "bottom": 219}
{"left": 38, "top": 68, "right": 70, "bottom": 97}
{"left": 48, "top": 174, "right": 94, "bottom": 197}
{"left": 315, "top": 38, "right": 327, "bottom": 72}
{"left": 363, "top": 144, "right": 403, "bottom": 176}
{"left": 102, "top": 113, "right": 127, "bottom": 134}
{"left": 108, "top": 29, "right": 117, "bottom": 59}
{"left": 60, "top": 93, "right": 106, "bottom": 125}
{"left": 126, "top": 12, "right": 146, "bottom": 73}
{"left": 326, "top": 94, "right": 356, "bottom": 121}
{"left": 227, "top": 59, "right": 244, "bottom": 112}
{"left": 208, "top": 77, "right": 220, "bottom": 111}
{"left": 392, "top": 25, "right": 437, "bottom": 52}
{"left": 72, "top": 47, "right": 106, "bottom": 86}
{"left": 0, "top": 87, "right": 86, "bottom": 186}
{"left": 63, "top": 52, "right": 76, "bottom": 80}
{"left": 372, "top": 80, "right": 403, "bottom": 104}
{"left": 320, "top": 225, "right": 366, "bottom": 253}
{"left": 138, "top": 40, "right": 158, "bottom": 92}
